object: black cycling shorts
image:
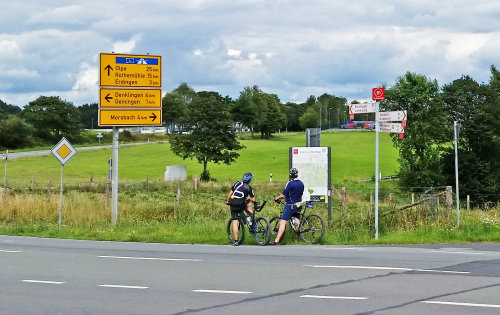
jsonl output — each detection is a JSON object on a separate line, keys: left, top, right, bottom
{"left": 230, "top": 205, "right": 246, "bottom": 220}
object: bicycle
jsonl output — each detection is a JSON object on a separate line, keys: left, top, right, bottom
{"left": 226, "top": 201, "right": 271, "bottom": 246}
{"left": 270, "top": 200, "right": 325, "bottom": 244}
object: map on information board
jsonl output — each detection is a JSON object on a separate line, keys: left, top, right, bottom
{"left": 290, "top": 147, "right": 330, "bottom": 203}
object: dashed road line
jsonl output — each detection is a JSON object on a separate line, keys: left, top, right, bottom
{"left": 98, "top": 284, "right": 148, "bottom": 289}
{"left": 430, "top": 250, "right": 483, "bottom": 255}
{"left": 301, "top": 295, "right": 367, "bottom": 300}
{"left": 0, "top": 249, "right": 22, "bottom": 253}
{"left": 99, "top": 255, "right": 202, "bottom": 262}
{"left": 193, "top": 289, "right": 252, "bottom": 294}
{"left": 22, "top": 280, "right": 65, "bottom": 285}
{"left": 305, "top": 265, "right": 469, "bottom": 274}
{"left": 423, "top": 300, "right": 500, "bottom": 308}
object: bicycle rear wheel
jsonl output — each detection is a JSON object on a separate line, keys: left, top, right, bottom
{"left": 254, "top": 217, "right": 271, "bottom": 245}
{"left": 227, "top": 218, "right": 244, "bottom": 245}
{"left": 269, "top": 216, "right": 280, "bottom": 237}
{"left": 299, "top": 214, "right": 325, "bottom": 244}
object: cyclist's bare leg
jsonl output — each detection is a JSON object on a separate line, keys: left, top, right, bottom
{"left": 232, "top": 219, "right": 239, "bottom": 240}
{"left": 273, "top": 219, "right": 287, "bottom": 243}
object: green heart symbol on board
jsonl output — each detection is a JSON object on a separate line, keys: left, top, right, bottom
{"left": 308, "top": 188, "right": 314, "bottom": 194}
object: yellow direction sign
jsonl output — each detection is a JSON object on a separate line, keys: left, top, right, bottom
{"left": 100, "top": 53, "right": 161, "bottom": 87}
{"left": 99, "top": 109, "right": 162, "bottom": 126}
{"left": 100, "top": 88, "right": 162, "bottom": 108}
{"left": 51, "top": 137, "right": 77, "bottom": 165}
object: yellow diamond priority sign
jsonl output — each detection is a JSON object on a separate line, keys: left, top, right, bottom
{"left": 51, "top": 137, "right": 77, "bottom": 165}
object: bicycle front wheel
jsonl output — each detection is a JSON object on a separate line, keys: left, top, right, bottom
{"left": 254, "top": 217, "right": 271, "bottom": 245}
{"left": 299, "top": 214, "right": 325, "bottom": 244}
{"left": 227, "top": 218, "right": 244, "bottom": 245}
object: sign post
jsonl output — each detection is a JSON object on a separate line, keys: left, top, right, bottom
{"left": 372, "top": 88, "right": 385, "bottom": 240}
{"left": 2, "top": 150, "right": 7, "bottom": 203}
{"left": 50, "top": 137, "right": 77, "bottom": 230}
{"left": 99, "top": 52, "right": 163, "bottom": 225}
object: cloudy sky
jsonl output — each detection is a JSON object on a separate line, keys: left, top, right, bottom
{"left": 1, "top": 0, "right": 499, "bottom": 107}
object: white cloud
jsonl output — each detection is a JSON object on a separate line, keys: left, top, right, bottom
{"left": 0, "top": 0, "right": 499, "bottom": 106}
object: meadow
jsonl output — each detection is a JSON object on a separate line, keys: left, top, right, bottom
{"left": 1, "top": 131, "right": 499, "bottom": 245}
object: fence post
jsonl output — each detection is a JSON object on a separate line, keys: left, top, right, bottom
{"left": 105, "top": 180, "right": 110, "bottom": 209}
{"left": 176, "top": 185, "right": 181, "bottom": 206}
{"left": 90, "top": 174, "right": 93, "bottom": 184}
{"left": 411, "top": 193, "right": 415, "bottom": 204}
{"left": 467, "top": 195, "right": 470, "bottom": 211}
{"left": 194, "top": 177, "right": 198, "bottom": 191}
{"left": 342, "top": 187, "right": 347, "bottom": 215}
{"left": 46, "top": 181, "right": 51, "bottom": 203}
{"left": 446, "top": 186, "right": 453, "bottom": 212}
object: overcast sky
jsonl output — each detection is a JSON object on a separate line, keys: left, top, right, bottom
{"left": 1, "top": 0, "right": 499, "bottom": 107}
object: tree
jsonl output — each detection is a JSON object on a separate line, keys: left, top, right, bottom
{"left": 21, "top": 96, "right": 83, "bottom": 143}
{"left": 78, "top": 103, "right": 98, "bottom": 129}
{"left": 0, "top": 99, "right": 21, "bottom": 117}
{"left": 383, "top": 72, "right": 448, "bottom": 190}
{"left": 256, "top": 93, "right": 286, "bottom": 138}
{"left": 162, "top": 92, "right": 186, "bottom": 133}
{"left": 299, "top": 106, "right": 319, "bottom": 129}
{"left": 163, "top": 83, "right": 196, "bottom": 133}
{"left": 0, "top": 115, "right": 35, "bottom": 149}
{"left": 169, "top": 91, "right": 243, "bottom": 181}
{"left": 441, "top": 75, "right": 497, "bottom": 203}
{"left": 233, "top": 86, "right": 258, "bottom": 135}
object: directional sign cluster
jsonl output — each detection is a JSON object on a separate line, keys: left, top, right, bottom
{"left": 377, "top": 110, "right": 407, "bottom": 139}
{"left": 98, "top": 53, "right": 162, "bottom": 126}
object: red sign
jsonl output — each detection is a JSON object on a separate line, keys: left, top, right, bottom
{"left": 399, "top": 133, "right": 404, "bottom": 140}
{"left": 349, "top": 114, "right": 354, "bottom": 120}
{"left": 372, "top": 88, "right": 385, "bottom": 100}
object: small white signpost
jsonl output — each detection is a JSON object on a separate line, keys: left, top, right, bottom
{"left": 51, "top": 137, "right": 77, "bottom": 230}
{"left": 97, "top": 132, "right": 103, "bottom": 144}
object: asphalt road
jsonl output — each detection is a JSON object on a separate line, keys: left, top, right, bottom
{"left": 6, "top": 142, "right": 158, "bottom": 160}
{"left": 1, "top": 236, "right": 499, "bottom": 314}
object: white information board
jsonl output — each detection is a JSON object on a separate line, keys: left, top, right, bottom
{"left": 290, "top": 147, "right": 331, "bottom": 203}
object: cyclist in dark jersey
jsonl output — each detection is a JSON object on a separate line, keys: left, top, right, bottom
{"left": 226, "top": 172, "right": 255, "bottom": 245}
{"left": 271, "top": 167, "right": 304, "bottom": 245}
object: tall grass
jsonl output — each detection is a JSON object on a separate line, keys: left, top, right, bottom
{"left": 1, "top": 178, "right": 499, "bottom": 244}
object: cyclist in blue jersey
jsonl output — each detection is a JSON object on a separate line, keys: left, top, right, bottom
{"left": 226, "top": 172, "right": 256, "bottom": 245}
{"left": 271, "top": 168, "right": 304, "bottom": 245}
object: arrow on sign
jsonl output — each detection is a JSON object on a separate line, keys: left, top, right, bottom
{"left": 149, "top": 113, "right": 157, "bottom": 121}
{"left": 105, "top": 64, "right": 113, "bottom": 76}
{"left": 104, "top": 93, "right": 113, "bottom": 102}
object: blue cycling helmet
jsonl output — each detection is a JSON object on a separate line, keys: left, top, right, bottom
{"left": 242, "top": 172, "right": 254, "bottom": 183}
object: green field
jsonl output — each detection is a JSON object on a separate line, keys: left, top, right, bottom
{"left": 5, "top": 131, "right": 398, "bottom": 186}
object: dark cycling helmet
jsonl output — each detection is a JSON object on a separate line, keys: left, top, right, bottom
{"left": 242, "top": 172, "right": 254, "bottom": 183}
{"left": 289, "top": 168, "right": 299, "bottom": 178}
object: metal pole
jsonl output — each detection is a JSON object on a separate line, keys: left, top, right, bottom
{"left": 374, "top": 101, "right": 380, "bottom": 239}
{"left": 111, "top": 127, "right": 119, "bottom": 225}
{"left": 59, "top": 164, "right": 64, "bottom": 230}
{"left": 454, "top": 121, "right": 460, "bottom": 227}
{"left": 3, "top": 150, "right": 7, "bottom": 203}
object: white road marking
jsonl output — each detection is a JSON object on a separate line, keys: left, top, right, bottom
{"left": 415, "top": 269, "right": 470, "bottom": 274}
{"left": 423, "top": 301, "right": 500, "bottom": 308}
{"left": 301, "top": 295, "right": 367, "bottom": 300}
{"left": 306, "top": 265, "right": 469, "bottom": 274}
{"left": 307, "top": 265, "right": 412, "bottom": 271}
{"left": 98, "top": 255, "right": 202, "bottom": 262}
{"left": 430, "top": 250, "right": 483, "bottom": 255}
{"left": 193, "top": 289, "right": 252, "bottom": 294}
{"left": 0, "top": 249, "right": 22, "bottom": 253}
{"left": 312, "top": 247, "right": 365, "bottom": 250}
{"left": 98, "top": 284, "right": 148, "bottom": 289}
{"left": 22, "top": 280, "right": 65, "bottom": 285}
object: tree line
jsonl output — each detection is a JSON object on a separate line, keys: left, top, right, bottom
{"left": 1, "top": 66, "right": 499, "bottom": 203}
